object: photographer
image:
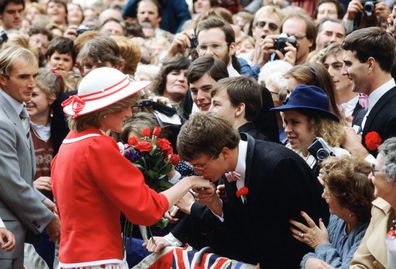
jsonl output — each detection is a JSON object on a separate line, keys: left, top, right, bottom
{"left": 166, "top": 16, "right": 257, "bottom": 78}
{"left": 272, "top": 84, "right": 349, "bottom": 176}
{"left": 342, "top": 0, "right": 390, "bottom": 33}
{"left": 256, "top": 13, "right": 316, "bottom": 67}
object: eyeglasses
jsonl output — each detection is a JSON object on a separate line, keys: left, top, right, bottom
{"left": 190, "top": 155, "right": 215, "bottom": 174}
{"left": 255, "top": 21, "right": 279, "bottom": 31}
{"left": 294, "top": 35, "right": 307, "bottom": 41}
{"left": 371, "top": 164, "right": 381, "bottom": 177}
{"left": 196, "top": 43, "right": 228, "bottom": 54}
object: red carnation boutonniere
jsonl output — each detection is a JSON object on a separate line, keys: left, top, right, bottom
{"left": 236, "top": 186, "right": 249, "bottom": 204}
{"left": 365, "top": 131, "right": 382, "bottom": 151}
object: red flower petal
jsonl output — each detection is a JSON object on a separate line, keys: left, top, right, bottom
{"left": 365, "top": 131, "right": 382, "bottom": 151}
{"left": 142, "top": 128, "right": 151, "bottom": 137}
{"left": 127, "top": 136, "right": 138, "bottom": 146}
{"left": 153, "top": 126, "right": 161, "bottom": 136}
{"left": 235, "top": 186, "right": 249, "bottom": 197}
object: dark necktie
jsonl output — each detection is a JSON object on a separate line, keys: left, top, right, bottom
{"left": 19, "top": 107, "right": 30, "bottom": 139}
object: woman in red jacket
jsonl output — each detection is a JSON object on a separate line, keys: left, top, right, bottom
{"left": 51, "top": 67, "right": 211, "bottom": 269}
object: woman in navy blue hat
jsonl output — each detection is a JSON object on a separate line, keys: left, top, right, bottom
{"left": 272, "top": 84, "right": 349, "bottom": 175}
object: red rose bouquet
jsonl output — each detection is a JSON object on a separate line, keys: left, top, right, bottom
{"left": 122, "top": 127, "right": 180, "bottom": 242}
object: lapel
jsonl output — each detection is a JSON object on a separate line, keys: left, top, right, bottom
{"left": 240, "top": 133, "right": 255, "bottom": 188}
{"left": 0, "top": 93, "right": 32, "bottom": 152}
{"left": 363, "top": 87, "right": 396, "bottom": 136}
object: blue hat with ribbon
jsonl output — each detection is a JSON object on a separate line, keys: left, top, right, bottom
{"left": 271, "top": 84, "right": 339, "bottom": 122}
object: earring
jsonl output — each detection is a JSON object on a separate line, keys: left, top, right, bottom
{"left": 103, "top": 115, "right": 107, "bottom": 119}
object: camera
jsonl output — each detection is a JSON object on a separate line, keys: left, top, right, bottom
{"left": 136, "top": 99, "right": 177, "bottom": 117}
{"left": 307, "top": 137, "right": 335, "bottom": 162}
{"left": 270, "top": 33, "right": 297, "bottom": 61}
{"left": 274, "top": 33, "right": 297, "bottom": 55}
{"left": 189, "top": 35, "right": 198, "bottom": 49}
{"left": 76, "top": 25, "right": 91, "bottom": 36}
{"left": 361, "top": 0, "right": 377, "bottom": 16}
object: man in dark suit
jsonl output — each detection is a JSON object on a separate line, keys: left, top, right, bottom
{"left": 145, "top": 112, "right": 328, "bottom": 269}
{"left": 0, "top": 47, "right": 60, "bottom": 269}
{"left": 341, "top": 27, "right": 396, "bottom": 159}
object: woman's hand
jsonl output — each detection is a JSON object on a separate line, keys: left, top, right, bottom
{"left": 289, "top": 211, "right": 329, "bottom": 249}
{"left": 34, "top": 176, "right": 52, "bottom": 192}
{"left": 305, "top": 258, "right": 336, "bottom": 269}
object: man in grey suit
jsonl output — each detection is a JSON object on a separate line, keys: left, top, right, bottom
{"left": 0, "top": 47, "right": 60, "bottom": 269}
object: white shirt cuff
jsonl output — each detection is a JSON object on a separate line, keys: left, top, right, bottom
{"left": 210, "top": 199, "right": 224, "bottom": 222}
{"left": 164, "top": 233, "right": 183, "bottom": 247}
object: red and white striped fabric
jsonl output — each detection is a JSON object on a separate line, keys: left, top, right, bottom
{"left": 133, "top": 246, "right": 256, "bottom": 269}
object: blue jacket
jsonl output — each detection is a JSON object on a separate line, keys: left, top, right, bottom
{"left": 301, "top": 215, "right": 369, "bottom": 269}
{"left": 122, "top": 0, "right": 191, "bottom": 33}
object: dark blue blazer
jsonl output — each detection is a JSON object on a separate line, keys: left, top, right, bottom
{"left": 172, "top": 133, "right": 329, "bottom": 268}
{"left": 362, "top": 86, "right": 396, "bottom": 156}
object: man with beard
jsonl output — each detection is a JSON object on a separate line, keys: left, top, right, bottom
{"left": 167, "top": 17, "right": 256, "bottom": 77}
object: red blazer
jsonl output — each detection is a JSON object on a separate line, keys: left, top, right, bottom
{"left": 51, "top": 128, "right": 169, "bottom": 265}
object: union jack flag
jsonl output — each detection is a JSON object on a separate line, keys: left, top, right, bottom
{"left": 133, "top": 246, "right": 256, "bottom": 269}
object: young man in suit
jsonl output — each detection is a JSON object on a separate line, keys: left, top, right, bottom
{"left": 341, "top": 27, "right": 396, "bottom": 159}
{"left": 146, "top": 112, "right": 328, "bottom": 268}
{"left": 0, "top": 47, "right": 60, "bottom": 269}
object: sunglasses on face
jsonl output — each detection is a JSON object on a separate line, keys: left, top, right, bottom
{"left": 256, "top": 21, "right": 278, "bottom": 31}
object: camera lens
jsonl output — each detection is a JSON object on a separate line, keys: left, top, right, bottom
{"left": 364, "top": 1, "right": 375, "bottom": 16}
{"left": 316, "top": 149, "right": 330, "bottom": 161}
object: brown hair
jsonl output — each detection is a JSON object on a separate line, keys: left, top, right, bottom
{"left": 342, "top": 27, "right": 395, "bottom": 73}
{"left": 211, "top": 77, "right": 262, "bottom": 122}
{"left": 321, "top": 156, "right": 374, "bottom": 222}
{"left": 151, "top": 56, "right": 190, "bottom": 96}
{"left": 112, "top": 36, "right": 141, "bottom": 76}
{"left": 177, "top": 112, "right": 239, "bottom": 161}
{"left": 76, "top": 36, "right": 123, "bottom": 68}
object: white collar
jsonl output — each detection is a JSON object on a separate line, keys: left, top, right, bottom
{"left": 340, "top": 95, "right": 359, "bottom": 118}
{"left": 367, "top": 78, "right": 396, "bottom": 112}
{"left": 0, "top": 87, "right": 24, "bottom": 115}
{"left": 227, "top": 64, "right": 240, "bottom": 77}
{"left": 235, "top": 140, "right": 248, "bottom": 190}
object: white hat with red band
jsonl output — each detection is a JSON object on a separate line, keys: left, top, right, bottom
{"left": 62, "top": 67, "right": 150, "bottom": 118}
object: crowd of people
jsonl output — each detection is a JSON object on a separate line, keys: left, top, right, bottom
{"left": 0, "top": 0, "right": 396, "bottom": 268}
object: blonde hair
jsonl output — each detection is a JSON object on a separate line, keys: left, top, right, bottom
{"left": 36, "top": 68, "right": 61, "bottom": 99}
{"left": 311, "top": 115, "right": 345, "bottom": 147}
